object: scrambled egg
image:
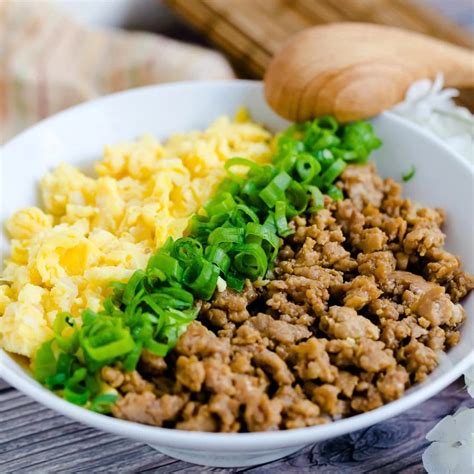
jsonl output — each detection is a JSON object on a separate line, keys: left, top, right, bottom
{"left": 0, "top": 112, "right": 272, "bottom": 358}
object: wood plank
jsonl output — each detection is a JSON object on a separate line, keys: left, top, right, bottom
{"left": 1, "top": 379, "right": 472, "bottom": 471}
{"left": 0, "top": 378, "right": 12, "bottom": 393}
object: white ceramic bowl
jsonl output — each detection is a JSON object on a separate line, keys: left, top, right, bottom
{"left": 1, "top": 81, "right": 473, "bottom": 468}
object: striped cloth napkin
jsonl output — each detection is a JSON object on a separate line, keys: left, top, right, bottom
{"left": 0, "top": 0, "right": 234, "bottom": 143}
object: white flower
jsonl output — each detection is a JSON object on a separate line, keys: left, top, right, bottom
{"left": 392, "top": 73, "right": 474, "bottom": 164}
{"left": 465, "top": 363, "right": 474, "bottom": 398}
{"left": 422, "top": 407, "right": 474, "bottom": 474}
{"left": 393, "top": 73, "right": 458, "bottom": 118}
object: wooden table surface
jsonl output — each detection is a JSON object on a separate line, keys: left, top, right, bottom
{"left": 1, "top": 377, "right": 472, "bottom": 472}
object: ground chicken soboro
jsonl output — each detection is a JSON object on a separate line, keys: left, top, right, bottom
{"left": 108, "top": 163, "right": 473, "bottom": 432}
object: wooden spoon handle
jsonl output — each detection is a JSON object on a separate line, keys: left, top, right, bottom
{"left": 264, "top": 23, "right": 474, "bottom": 122}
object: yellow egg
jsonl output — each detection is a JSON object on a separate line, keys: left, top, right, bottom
{"left": 0, "top": 285, "right": 12, "bottom": 315}
{"left": 95, "top": 177, "right": 126, "bottom": 232}
{"left": 0, "top": 284, "right": 51, "bottom": 357}
{"left": 2, "top": 262, "right": 29, "bottom": 296}
{"left": 6, "top": 207, "right": 53, "bottom": 240}
{"left": 17, "top": 283, "right": 46, "bottom": 305}
{"left": 84, "top": 266, "right": 135, "bottom": 284}
{"left": 0, "top": 302, "right": 53, "bottom": 357}
{"left": 117, "top": 177, "right": 146, "bottom": 204}
{"left": 41, "top": 163, "right": 96, "bottom": 216}
{"left": 29, "top": 223, "right": 100, "bottom": 286}
{"left": 10, "top": 240, "right": 29, "bottom": 265}
{"left": 49, "top": 277, "right": 79, "bottom": 313}
{"left": 61, "top": 204, "right": 99, "bottom": 228}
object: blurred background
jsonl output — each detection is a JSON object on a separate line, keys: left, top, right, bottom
{"left": 1, "top": 0, "right": 473, "bottom": 142}
{"left": 52, "top": 0, "right": 474, "bottom": 38}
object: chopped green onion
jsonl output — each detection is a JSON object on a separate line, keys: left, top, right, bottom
{"left": 64, "top": 368, "right": 90, "bottom": 405}
{"left": 81, "top": 318, "right": 135, "bottom": 363}
{"left": 146, "top": 253, "right": 183, "bottom": 282}
{"left": 240, "top": 179, "right": 262, "bottom": 207}
{"left": 402, "top": 165, "right": 416, "bottom": 182}
{"left": 90, "top": 394, "right": 119, "bottom": 414}
{"left": 306, "top": 129, "right": 341, "bottom": 150}
{"left": 249, "top": 164, "right": 274, "bottom": 185}
{"left": 341, "top": 121, "right": 382, "bottom": 162}
{"left": 122, "top": 342, "right": 143, "bottom": 371}
{"left": 205, "top": 245, "right": 231, "bottom": 274}
{"left": 275, "top": 152, "right": 298, "bottom": 173}
{"left": 315, "top": 115, "right": 338, "bottom": 132}
{"left": 102, "top": 297, "right": 122, "bottom": 318}
{"left": 144, "top": 339, "right": 169, "bottom": 357}
{"left": 307, "top": 185, "right": 325, "bottom": 211}
{"left": 217, "top": 178, "right": 241, "bottom": 196}
{"left": 55, "top": 352, "right": 74, "bottom": 380}
{"left": 182, "top": 258, "right": 220, "bottom": 300}
{"left": 230, "top": 204, "right": 259, "bottom": 227}
{"left": 171, "top": 237, "right": 203, "bottom": 264}
{"left": 53, "top": 312, "right": 79, "bottom": 354}
{"left": 326, "top": 185, "right": 344, "bottom": 201}
{"left": 205, "top": 192, "right": 237, "bottom": 215}
{"left": 108, "top": 281, "right": 126, "bottom": 295}
{"left": 313, "top": 149, "right": 335, "bottom": 171}
{"left": 122, "top": 270, "right": 146, "bottom": 304}
{"left": 277, "top": 133, "right": 304, "bottom": 158}
{"left": 226, "top": 273, "right": 245, "bottom": 292}
{"left": 33, "top": 340, "right": 56, "bottom": 384}
{"left": 274, "top": 201, "right": 293, "bottom": 237}
{"left": 224, "top": 157, "right": 259, "bottom": 178}
{"left": 150, "top": 287, "right": 194, "bottom": 310}
{"left": 259, "top": 171, "right": 292, "bottom": 208}
{"left": 332, "top": 148, "right": 359, "bottom": 161}
{"left": 232, "top": 243, "right": 268, "bottom": 279}
{"left": 295, "top": 153, "right": 321, "bottom": 183}
{"left": 285, "top": 181, "right": 309, "bottom": 216}
{"left": 262, "top": 212, "right": 277, "bottom": 234}
{"left": 245, "top": 222, "right": 280, "bottom": 260}
{"left": 208, "top": 227, "right": 245, "bottom": 249}
{"left": 320, "top": 158, "right": 347, "bottom": 185}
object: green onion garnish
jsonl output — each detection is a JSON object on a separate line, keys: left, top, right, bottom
{"left": 402, "top": 164, "right": 416, "bottom": 182}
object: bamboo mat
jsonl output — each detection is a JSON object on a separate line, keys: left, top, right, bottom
{"left": 165, "top": 0, "right": 474, "bottom": 109}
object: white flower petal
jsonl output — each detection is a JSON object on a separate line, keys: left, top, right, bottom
{"left": 453, "top": 443, "right": 474, "bottom": 474}
{"left": 427, "top": 409, "right": 474, "bottom": 443}
{"left": 392, "top": 76, "right": 474, "bottom": 165}
{"left": 424, "top": 409, "right": 474, "bottom": 474}
{"left": 431, "top": 73, "right": 445, "bottom": 94}
{"left": 391, "top": 102, "right": 411, "bottom": 114}
{"left": 427, "top": 414, "right": 458, "bottom": 442}
{"left": 422, "top": 442, "right": 459, "bottom": 474}
{"left": 438, "top": 88, "right": 459, "bottom": 100}
{"left": 452, "top": 408, "right": 474, "bottom": 441}
{"left": 405, "top": 79, "right": 433, "bottom": 102}
{"left": 464, "top": 363, "right": 474, "bottom": 398}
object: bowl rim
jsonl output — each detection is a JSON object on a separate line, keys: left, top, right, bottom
{"left": 2, "top": 79, "right": 472, "bottom": 174}
{"left": 1, "top": 80, "right": 473, "bottom": 450}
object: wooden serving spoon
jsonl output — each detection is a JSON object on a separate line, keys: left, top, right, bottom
{"left": 264, "top": 22, "right": 474, "bottom": 123}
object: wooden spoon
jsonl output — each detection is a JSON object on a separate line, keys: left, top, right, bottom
{"left": 264, "top": 22, "right": 474, "bottom": 122}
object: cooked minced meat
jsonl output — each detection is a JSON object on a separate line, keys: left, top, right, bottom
{"left": 110, "top": 163, "right": 473, "bottom": 432}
